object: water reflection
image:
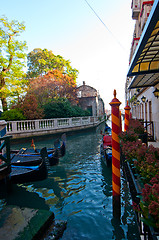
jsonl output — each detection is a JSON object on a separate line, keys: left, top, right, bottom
{"left": 0, "top": 126, "right": 141, "bottom": 239}
{"left": 2, "top": 184, "right": 49, "bottom": 210}
{"left": 100, "top": 160, "right": 112, "bottom": 197}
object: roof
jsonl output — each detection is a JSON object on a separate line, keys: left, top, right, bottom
{"left": 128, "top": 0, "right": 159, "bottom": 89}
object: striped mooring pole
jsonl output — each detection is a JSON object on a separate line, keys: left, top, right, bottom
{"left": 109, "top": 90, "right": 121, "bottom": 218}
{"left": 119, "top": 110, "right": 122, "bottom": 133}
{"left": 124, "top": 100, "right": 131, "bottom": 132}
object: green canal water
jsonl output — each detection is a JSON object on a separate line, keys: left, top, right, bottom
{"left": 0, "top": 125, "right": 141, "bottom": 240}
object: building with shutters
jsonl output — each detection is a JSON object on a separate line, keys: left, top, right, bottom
{"left": 125, "top": 0, "right": 159, "bottom": 144}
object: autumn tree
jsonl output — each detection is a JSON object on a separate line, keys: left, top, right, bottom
{"left": 22, "top": 94, "right": 44, "bottom": 119}
{"left": 27, "top": 69, "right": 78, "bottom": 107}
{"left": 27, "top": 48, "right": 79, "bottom": 81}
{"left": 0, "top": 16, "right": 28, "bottom": 111}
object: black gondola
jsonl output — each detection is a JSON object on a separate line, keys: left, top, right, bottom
{"left": 100, "top": 127, "right": 112, "bottom": 167}
{"left": 10, "top": 147, "right": 48, "bottom": 184}
{"left": 100, "top": 144, "right": 112, "bottom": 167}
{"left": 11, "top": 133, "right": 66, "bottom": 166}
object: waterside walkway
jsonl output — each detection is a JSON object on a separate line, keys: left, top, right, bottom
{"left": 5, "top": 116, "right": 104, "bottom": 139}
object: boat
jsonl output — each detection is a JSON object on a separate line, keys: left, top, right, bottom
{"left": 47, "top": 139, "right": 66, "bottom": 166}
{"left": 11, "top": 152, "right": 44, "bottom": 166}
{"left": 100, "top": 129, "right": 112, "bottom": 167}
{"left": 100, "top": 144, "right": 112, "bottom": 167}
{"left": 11, "top": 133, "right": 66, "bottom": 166}
{"left": 10, "top": 147, "right": 48, "bottom": 184}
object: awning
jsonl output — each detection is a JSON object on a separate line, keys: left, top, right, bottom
{"left": 127, "top": 0, "right": 159, "bottom": 88}
{"left": 128, "top": 72, "right": 159, "bottom": 88}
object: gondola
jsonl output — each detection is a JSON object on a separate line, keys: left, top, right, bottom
{"left": 100, "top": 144, "right": 112, "bottom": 167}
{"left": 100, "top": 128, "right": 112, "bottom": 167}
{"left": 11, "top": 153, "right": 43, "bottom": 166}
{"left": 11, "top": 159, "right": 47, "bottom": 184}
{"left": 11, "top": 133, "right": 66, "bottom": 166}
{"left": 10, "top": 147, "right": 48, "bottom": 184}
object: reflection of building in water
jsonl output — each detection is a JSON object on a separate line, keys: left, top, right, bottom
{"left": 77, "top": 81, "right": 105, "bottom": 117}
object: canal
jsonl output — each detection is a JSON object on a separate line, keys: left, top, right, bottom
{"left": 0, "top": 124, "right": 140, "bottom": 240}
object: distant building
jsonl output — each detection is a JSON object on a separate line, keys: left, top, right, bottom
{"left": 126, "top": 0, "right": 159, "bottom": 143}
{"left": 77, "top": 81, "right": 105, "bottom": 117}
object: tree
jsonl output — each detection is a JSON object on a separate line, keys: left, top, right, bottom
{"left": 44, "top": 98, "right": 90, "bottom": 119}
{"left": 27, "top": 48, "right": 79, "bottom": 81}
{"left": 27, "top": 70, "right": 78, "bottom": 107}
{"left": 0, "top": 108, "right": 26, "bottom": 121}
{"left": 0, "top": 16, "right": 28, "bottom": 111}
{"left": 22, "top": 94, "right": 44, "bottom": 120}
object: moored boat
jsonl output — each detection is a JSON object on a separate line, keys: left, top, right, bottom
{"left": 11, "top": 134, "right": 66, "bottom": 166}
{"left": 10, "top": 147, "right": 48, "bottom": 184}
{"left": 11, "top": 153, "right": 43, "bottom": 166}
{"left": 100, "top": 144, "right": 112, "bottom": 167}
{"left": 100, "top": 128, "right": 112, "bottom": 167}
{"left": 11, "top": 159, "right": 47, "bottom": 184}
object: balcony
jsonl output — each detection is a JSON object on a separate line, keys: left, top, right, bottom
{"left": 140, "top": 2, "right": 154, "bottom": 30}
{"left": 132, "top": 37, "right": 140, "bottom": 55}
{"left": 131, "top": 0, "right": 140, "bottom": 19}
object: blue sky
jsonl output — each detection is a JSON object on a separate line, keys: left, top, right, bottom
{"left": 1, "top": 0, "right": 135, "bottom": 109}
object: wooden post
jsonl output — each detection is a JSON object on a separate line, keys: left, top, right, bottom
{"left": 124, "top": 100, "right": 131, "bottom": 132}
{"left": 109, "top": 90, "right": 121, "bottom": 218}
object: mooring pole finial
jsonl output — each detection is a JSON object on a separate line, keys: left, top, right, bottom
{"left": 113, "top": 89, "right": 116, "bottom": 98}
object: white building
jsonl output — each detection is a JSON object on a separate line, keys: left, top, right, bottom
{"left": 126, "top": 0, "right": 159, "bottom": 144}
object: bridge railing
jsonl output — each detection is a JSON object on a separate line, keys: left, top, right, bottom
{"left": 6, "top": 116, "right": 102, "bottom": 135}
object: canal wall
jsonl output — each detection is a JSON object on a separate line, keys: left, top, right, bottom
{"left": 5, "top": 116, "right": 105, "bottom": 140}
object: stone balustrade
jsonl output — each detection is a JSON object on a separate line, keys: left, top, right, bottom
{"left": 5, "top": 116, "right": 103, "bottom": 139}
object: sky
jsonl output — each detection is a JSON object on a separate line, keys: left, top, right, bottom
{"left": 1, "top": 0, "right": 135, "bottom": 110}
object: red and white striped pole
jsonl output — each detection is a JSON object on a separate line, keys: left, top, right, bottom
{"left": 124, "top": 100, "right": 131, "bottom": 132}
{"left": 109, "top": 90, "right": 121, "bottom": 218}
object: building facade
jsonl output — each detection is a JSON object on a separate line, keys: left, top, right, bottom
{"left": 77, "top": 81, "right": 105, "bottom": 117}
{"left": 126, "top": 0, "right": 159, "bottom": 143}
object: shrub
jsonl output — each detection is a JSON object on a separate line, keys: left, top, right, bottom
{"left": 120, "top": 118, "right": 159, "bottom": 229}
{"left": 44, "top": 98, "right": 90, "bottom": 118}
{"left": 0, "top": 109, "right": 26, "bottom": 121}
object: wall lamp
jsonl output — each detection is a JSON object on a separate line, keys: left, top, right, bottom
{"left": 141, "top": 96, "right": 146, "bottom": 102}
{"left": 133, "top": 101, "right": 137, "bottom": 106}
{"left": 153, "top": 88, "right": 159, "bottom": 98}
{"left": 136, "top": 100, "right": 140, "bottom": 105}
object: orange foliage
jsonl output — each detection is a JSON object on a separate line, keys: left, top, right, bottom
{"left": 28, "top": 69, "right": 78, "bottom": 106}
{"left": 22, "top": 94, "right": 44, "bottom": 119}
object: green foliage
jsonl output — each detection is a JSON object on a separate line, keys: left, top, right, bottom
{"left": 27, "top": 48, "right": 79, "bottom": 80}
{"left": 71, "top": 105, "right": 90, "bottom": 117}
{"left": 0, "top": 16, "right": 28, "bottom": 111}
{"left": 0, "top": 109, "right": 26, "bottom": 121}
{"left": 44, "top": 98, "right": 90, "bottom": 118}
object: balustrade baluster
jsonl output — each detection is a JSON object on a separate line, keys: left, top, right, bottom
{"left": 5, "top": 116, "right": 104, "bottom": 138}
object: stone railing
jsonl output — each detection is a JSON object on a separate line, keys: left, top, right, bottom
{"left": 6, "top": 116, "right": 104, "bottom": 139}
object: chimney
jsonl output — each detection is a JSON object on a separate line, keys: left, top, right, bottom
{"left": 83, "top": 81, "right": 85, "bottom": 85}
